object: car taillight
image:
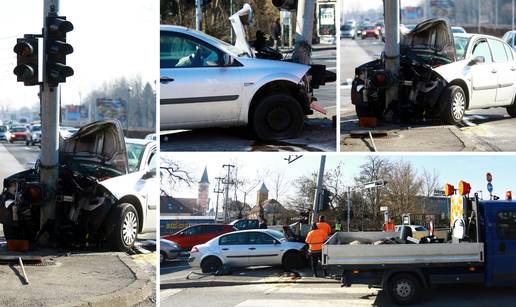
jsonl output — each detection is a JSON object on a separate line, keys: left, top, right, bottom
{"left": 375, "top": 30, "right": 379, "bottom": 35}
{"left": 375, "top": 73, "right": 386, "bottom": 85}
{"left": 191, "top": 246, "right": 199, "bottom": 253}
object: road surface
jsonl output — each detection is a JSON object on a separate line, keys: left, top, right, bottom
{"left": 340, "top": 38, "right": 516, "bottom": 152}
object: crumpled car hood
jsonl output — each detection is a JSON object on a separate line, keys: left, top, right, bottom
{"left": 401, "top": 18, "right": 456, "bottom": 63}
{"left": 230, "top": 3, "right": 254, "bottom": 57}
{"left": 59, "top": 119, "right": 128, "bottom": 175}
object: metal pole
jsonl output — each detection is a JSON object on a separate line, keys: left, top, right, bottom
{"left": 40, "top": 0, "right": 60, "bottom": 233}
{"left": 311, "top": 155, "right": 326, "bottom": 224}
{"left": 292, "top": 0, "right": 315, "bottom": 64}
{"left": 223, "top": 164, "right": 235, "bottom": 223}
{"left": 513, "top": 0, "right": 515, "bottom": 31}
{"left": 195, "top": 0, "right": 201, "bottom": 31}
{"left": 214, "top": 177, "right": 223, "bottom": 222}
{"left": 347, "top": 186, "right": 351, "bottom": 232}
{"left": 384, "top": 0, "right": 400, "bottom": 110}
{"left": 495, "top": 0, "right": 498, "bottom": 26}
{"left": 478, "top": 0, "right": 481, "bottom": 34}
{"left": 230, "top": 0, "right": 233, "bottom": 43}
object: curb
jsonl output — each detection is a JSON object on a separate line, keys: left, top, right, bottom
{"left": 161, "top": 277, "right": 338, "bottom": 289}
{"left": 57, "top": 253, "right": 154, "bottom": 307}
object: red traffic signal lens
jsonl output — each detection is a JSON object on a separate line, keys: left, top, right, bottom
{"left": 507, "top": 191, "right": 512, "bottom": 201}
{"left": 444, "top": 183, "right": 455, "bottom": 196}
{"left": 458, "top": 180, "right": 471, "bottom": 196}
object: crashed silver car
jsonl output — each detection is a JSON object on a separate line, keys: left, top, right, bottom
{"left": 352, "top": 19, "right": 516, "bottom": 124}
{"left": 0, "top": 120, "right": 156, "bottom": 251}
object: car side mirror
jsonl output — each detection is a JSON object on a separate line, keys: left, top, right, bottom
{"left": 468, "top": 56, "right": 485, "bottom": 66}
{"left": 222, "top": 54, "right": 234, "bottom": 67}
{"left": 274, "top": 239, "right": 280, "bottom": 244}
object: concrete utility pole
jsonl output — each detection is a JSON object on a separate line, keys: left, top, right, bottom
{"left": 513, "top": 0, "right": 515, "bottom": 31}
{"left": 222, "top": 164, "right": 235, "bottom": 223}
{"left": 384, "top": 0, "right": 400, "bottom": 110}
{"left": 195, "top": 0, "right": 202, "bottom": 31}
{"left": 213, "top": 176, "right": 224, "bottom": 222}
{"left": 311, "top": 155, "right": 326, "bottom": 225}
{"left": 292, "top": 0, "right": 315, "bottom": 65}
{"left": 478, "top": 0, "right": 481, "bottom": 34}
{"left": 40, "top": 0, "right": 61, "bottom": 233}
{"left": 346, "top": 186, "right": 351, "bottom": 232}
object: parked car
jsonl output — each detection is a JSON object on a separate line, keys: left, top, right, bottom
{"left": 162, "top": 223, "right": 236, "bottom": 251}
{"left": 26, "top": 124, "right": 41, "bottom": 146}
{"left": 341, "top": 24, "right": 356, "bottom": 39}
{"left": 0, "top": 125, "right": 8, "bottom": 142}
{"left": 8, "top": 126, "right": 27, "bottom": 143}
{"left": 229, "top": 219, "right": 259, "bottom": 230}
{"left": 451, "top": 26, "right": 467, "bottom": 34}
{"left": 1, "top": 120, "right": 157, "bottom": 251}
{"left": 59, "top": 126, "right": 79, "bottom": 138}
{"left": 503, "top": 30, "right": 516, "bottom": 51}
{"left": 160, "top": 20, "right": 330, "bottom": 140}
{"left": 189, "top": 229, "right": 307, "bottom": 273}
{"left": 394, "top": 225, "right": 429, "bottom": 239}
{"left": 160, "top": 238, "right": 181, "bottom": 263}
{"left": 352, "top": 19, "right": 516, "bottom": 124}
{"left": 361, "top": 25, "right": 380, "bottom": 39}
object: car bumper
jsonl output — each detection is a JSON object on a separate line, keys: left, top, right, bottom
{"left": 188, "top": 255, "right": 201, "bottom": 267}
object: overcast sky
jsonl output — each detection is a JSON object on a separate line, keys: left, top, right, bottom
{"left": 341, "top": 0, "right": 424, "bottom": 14}
{"left": 164, "top": 153, "right": 516, "bottom": 212}
{"left": 0, "top": 0, "right": 157, "bottom": 110}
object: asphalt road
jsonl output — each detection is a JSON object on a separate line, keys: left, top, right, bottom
{"left": 0, "top": 141, "right": 39, "bottom": 180}
{"left": 161, "top": 44, "right": 337, "bottom": 152}
{"left": 340, "top": 38, "right": 516, "bottom": 152}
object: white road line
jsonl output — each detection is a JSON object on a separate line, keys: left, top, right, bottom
{"left": 235, "top": 299, "right": 375, "bottom": 307}
{"left": 160, "top": 289, "right": 184, "bottom": 299}
{"left": 264, "top": 285, "right": 378, "bottom": 295}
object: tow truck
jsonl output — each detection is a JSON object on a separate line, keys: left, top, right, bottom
{"left": 322, "top": 180, "right": 516, "bottom": 305}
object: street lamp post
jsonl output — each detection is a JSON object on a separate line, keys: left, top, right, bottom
{"left": 126, "top": 86, "right": 132, "bottom": 136}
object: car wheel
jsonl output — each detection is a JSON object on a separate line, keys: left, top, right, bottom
{"left": 507, "top": 100, "right": 516, "bottom": 117}
{"left": 252, "top": 93, "right": 304, "bottom": 140}
{"left": 387, "top": 273, "right": 422, "bottom": 305}
{"left": 201, "top": 256, "right": 223, "bottom": 274}
{"left": 439, "top": 85, "right": 465, "bottom": 125}
{"left": 108, "top": 203, "right": 139, "bottom": 252}
{"left": 160, "top": 251, "right": 166, "bottom": 264}
{"left": 282, "top": 250, "right": 305, "bottom": 270}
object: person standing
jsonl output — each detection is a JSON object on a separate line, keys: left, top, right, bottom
{"left": 317, "top": 215, "right": 332, "bottom": 237}
{"left": 271, "top": 18, "right": 281, "bottom": 51}
{"left": 259, "top": 218, "right": 268, "bottom": 229}
{"left": 335, "top": 219, "right": 342, "bottom": 232}
{"left": 305, "top": 223, "right": 328, "bottom": 277}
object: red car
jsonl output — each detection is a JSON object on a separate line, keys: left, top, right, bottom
{"left": 9, "top": 126, "right": 27, "bottom": 143}
{"left": 361, "top": 26, "right": 380, "bottom": 40}
{"left": 163, "top": 224, "right": 236, "bottom": 251}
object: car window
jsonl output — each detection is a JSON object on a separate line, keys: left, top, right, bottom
{"left": 496, "top": 211, "right": 516, "bottom": 240}
{"left": 202, "top": 225, "right": 223, "bottom": 233}
{"left": 161, "top": 32, "right": 220, "bottom": 68}
{"left": 472, "top": 40, "right": 493, "bottom": 63}
{"left": 126, "top": 142, "right": 146, "bottom": 173}
{"left": 182, "top": 226, "right": 200, "bottom": 236}
{"left": 489, "top": 39, "right": 509, "bottom": 63}
{"left": 504, "top": 32, "right": 514, "bottom": 47}
{"left": 0, "top": 126, "right": 6, "bottom": 132}
{"left": 414, "top": 227, "right": 427, "bottom": 231}
{"left": 503, "top": 43, "right": 514, "bottom": 61}
{"left": 267, "top": 230, "right": 286, "bottom": 241}
{"left": 147, "top": 148, "right": 156, "bottom": 171}
{"left": 248, "top": 232, "right": 276, "bottom": 244}
{"left": 454, "top": 36, "right": 469, "bottom": 60}
{"left": 219, "top": 232, "right": 248, "bottom": 245}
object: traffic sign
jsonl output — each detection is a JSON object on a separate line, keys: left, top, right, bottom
{"left": 487, "top": 183, "right": 493, "bottom": 193}
{"left": 486, "top": 172, "right": 492, "bottom": 183}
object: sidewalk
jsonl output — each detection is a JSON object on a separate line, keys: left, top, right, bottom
{"left": 0, "top": 251, "right": 154, "bottom": 306}
{"left": 0, "top": 142, "right": 25, "bottom": 180}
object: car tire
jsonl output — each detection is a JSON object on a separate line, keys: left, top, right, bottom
{"left": 201, "top": 256, "right": 223, "bottom": 274}
{"left": 252, "top": 93, "right": 304, "bottom": 140}
{"left": 160, "top": 251, "right": 166, "bottom": 264}
{"left": 387, "top": 273, "right": 422, "bottom": 305}
{"left": 507, "top": 100, "right": 516, "bottom": 117}
{"left": 108, "top": 203, "right": 139, "bottom": 252}
{"left": 282, "top": 250, "right": 305, "bottom": 270}
{"left": 439, "top": 85, "right": 466, "bottom": 125}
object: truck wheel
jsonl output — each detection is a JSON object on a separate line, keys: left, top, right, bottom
{"left": 282, "top": 250, "right": 305, "bottom": 270}
{"left": 201, "top": 256, "right": 222, "bottom": 274}
{"left": 387, "top": 273, "right": 422, "bottom": 305}
{"left": 108, "top": 203, "right": 139, "bottom": 252}
{"left": 439, "top": 85, "right": 465, "bottom": 125}
{"left": 252, "top": 93, "right": 304, "bottom": 140}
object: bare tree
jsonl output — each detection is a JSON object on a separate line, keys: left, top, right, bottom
{"left": 420, "top": 168, "right": 440, "bottom": 213}
{"left": 160, "top": 157, "right": 194, "bottom": 195}
{"left": 385, "top": 160, "right": 423, "bottom": 221}
{"left": 270, "top": 170, "right": 289, "bottom": 203}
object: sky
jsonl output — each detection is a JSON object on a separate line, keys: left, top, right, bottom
{"left": 163, "top": 153, "right": 516, "bottom": 212}
{"left": 0, "top": 0, "right": 157, "bottom": 110}
{"left": 341, "top": 0, "right": 424, "bottom": 15}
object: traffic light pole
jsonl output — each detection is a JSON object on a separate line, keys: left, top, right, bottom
{"left": 292, "top": 0, "right": 315, "bottom": 65}
{"left": 311, "top": 155, "right": 326, "bottom": 225}
{"left": 39, "top": 0, "right": 61, "bottom": 234}
{"left": 384, "top": 0, "right": 400, "bottom": 111}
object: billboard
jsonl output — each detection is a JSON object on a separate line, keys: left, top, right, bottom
{"left": 95, "top": 98, "right": 127, "bottom": 125}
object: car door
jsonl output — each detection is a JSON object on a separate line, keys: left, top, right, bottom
{"left": 468, "top": 39, "right": 498, "bottom": 109}
{"left": 485, "top": 208, "right": 516, "bottom": 286}
{"left": 218, "top": 232, "right": 249, "bottom": 267}
{"left": 160, "top": 30, "right": 243, "bottom": 128}
{"left": 488, "top": 39, "right": 516, "bottom": 105}
{"left": 247, "top": 231, "right": 282, "bottom": 266}
{"left": 141, "top": 146, "right": 157, "bottom": 232}
{"left": 182, "top": 225, "right": 202, "bottom": 250}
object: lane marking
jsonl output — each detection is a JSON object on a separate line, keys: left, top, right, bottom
{"left": 235, "top": 299, "right": 376, "bottom": 307}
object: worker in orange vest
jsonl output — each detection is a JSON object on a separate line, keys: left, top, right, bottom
{"left": 317, "top": 215, "right": 332, "bottom": 237}
{"left": 305, "top": 223, "right": 328, "bottom": 277}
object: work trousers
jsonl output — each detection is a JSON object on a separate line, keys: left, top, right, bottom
{"left": 309, "top": 250, "right": 322, "bottom": 277}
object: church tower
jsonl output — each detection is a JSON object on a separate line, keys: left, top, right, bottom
{"left": 256, "top": 182, "right": 269, "bottom": 206}
{"left": 197, "top": 167, "right": 210, "bottom": 213}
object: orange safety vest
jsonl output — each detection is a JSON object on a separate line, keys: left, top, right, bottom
{"left": 317, "top": 222, "right": 332, "bottom": 236}
{"left": 383, "top": 223, "right": 395, "bottom": 232}
{"left": 305, "top": 229, "right": 327, "bottom": 252}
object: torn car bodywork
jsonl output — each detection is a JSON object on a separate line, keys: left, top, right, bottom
{"left": 0, "top": 120, "right": 129, "bottom": 247}
{"left": 351, "top": 19, "right": 456, "bottom": 122}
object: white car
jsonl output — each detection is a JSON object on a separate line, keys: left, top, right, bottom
{"left": 451, "top": 26, "right": 467, "bottom": 34}
{"left": 353, "top": 19, "right": 516, "bottom": 124}
{"left": 189, "top": 229, "right": 307, "bottom": 273}
{"left": 160, "top": 21, "right": 318, "bottom": 140}
{"left": 503, "top": 30, "right": 516, "bottom": 51}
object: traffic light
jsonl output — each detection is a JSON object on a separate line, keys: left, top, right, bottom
{"left": 319, "top": 188, "right": 332, "bottom": 211}
{"left": 45, "top": 15, "right": 74, "bottom": 87}
{"left": 444, "top": 183, "right": 455, "bottom": 196}
{"left": 13, "top": 36, "right": 39, "bottom": 86}
{"left": 272, "top": 0, "right": 297, "bottom": 11}
{"left": 458, "top": 180, "right": 471, "bottom": 196}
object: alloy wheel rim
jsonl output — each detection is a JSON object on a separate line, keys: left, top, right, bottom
{"left": 122, "top": 211, "right": 137, "bottom": 245}
{"left": 452, "top": 91, "right": 465, "bottom": 120}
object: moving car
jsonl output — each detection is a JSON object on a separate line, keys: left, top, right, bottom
{"left": 26, "top": 124, "right": 41, "bottom": 146}
{"left": 341, "top": 24, "right": 356, "bottom": 39}
{"left": 361, "top": 25, "right": 380, "bottom": 40}
{"left": 0, "top": 120, "right": 157, "bottom": 251}
{"left": 189, "top": 229, "right": 307, "bottom": 273}
{"left": 0, "top": 125, "right": 8, "bottom": 142}
{"left": 503, "top": 30, "right": 516, "bottom": 51}
{"left": 8, "top": 126, "right": 27, "bottom": 143}
{"left": 162, "top": 223, "right": 236, "bottom": 251}
{"left": 352, "top": 19, "right": 516, "bottom": 124}
{"left": 160, "top": 238, "right": 181, "bottom": 263}
{"left": 160, "top": 6, "right": 332, "bottom": 140}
